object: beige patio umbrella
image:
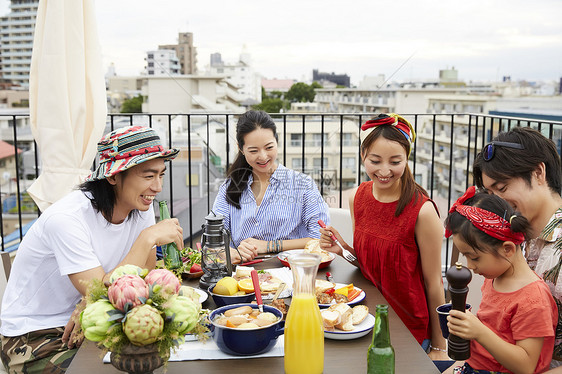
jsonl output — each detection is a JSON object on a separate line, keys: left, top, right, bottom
{"left": 27, "top": 0, "right": 107, "bottom": 211}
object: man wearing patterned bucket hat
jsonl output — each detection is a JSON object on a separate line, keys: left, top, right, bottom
{"left": 0, "top": 126, "right": 183, "bottom": 373}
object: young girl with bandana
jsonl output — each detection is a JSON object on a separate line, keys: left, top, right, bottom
{"left": 319, "top": 113, "right": 448, "bottom": 359}
{"left": 444, "top": 187, "right": 557, "bottom": 374}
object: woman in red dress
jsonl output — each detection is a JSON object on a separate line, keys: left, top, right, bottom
{"left": 320, "top": 113, "right": 448, "bottom": 360}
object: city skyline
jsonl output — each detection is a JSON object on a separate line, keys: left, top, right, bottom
{"left": 1, "top": 0, "right": 561, "bottom": 85}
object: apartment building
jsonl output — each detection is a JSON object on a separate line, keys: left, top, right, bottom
{"left": 140, "top": 75, "right": 245, "bottom": 114}
{"left": 159, "top": 32, "right": 197, "bottom": 75}
{"left": 0, "top": 0, "right": 39, "bottom": 87}
{"left": 207, "top": 50, "right": 261, "bottom": 103}
{"left": 145, "top": 50, "right": 181, "bottom": 76}
{"left": 314, "top": 86, "right": 465, "bottom": 114}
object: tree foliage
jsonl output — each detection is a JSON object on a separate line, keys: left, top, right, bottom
{"left": 252, "top": 98, "right": 287, "bottom": 113}
{"left": 121, "top": 95, "right": 143, "bottom": 113}
{"left": 252, "top": 82, "right": 322, "bottom": 113}
{"left": 286, "top": 82, "right": 321, "bottom": 103}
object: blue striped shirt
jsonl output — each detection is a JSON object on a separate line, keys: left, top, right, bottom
{"left": 212, "top": 164, "right": 330, "bottom": 248}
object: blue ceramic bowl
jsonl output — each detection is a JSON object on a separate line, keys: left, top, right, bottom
{"left": 208, "top": 285, "right": 256, "bottom": 307}
{"left": 209, "top": 303, "right": 284, "bottom": 356}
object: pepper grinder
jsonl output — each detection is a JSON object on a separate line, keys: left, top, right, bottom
{"left": 446, "top": 262, "right": 472, "bottom": 360}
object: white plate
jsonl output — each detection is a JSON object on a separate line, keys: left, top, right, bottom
{"left": 194, "top": 288, "right": 208, "bottom": 304}
{"left": 277, "top": 249, "right": 336, "bottom": 269}
{"left": 231, "top": 267, "right": 294, "bottom": 300}
{"left": 318, "top": 283, "right": 366, "bottom": 308}
{"left": 324, "top": 313, "right": 375, "bottom": 340}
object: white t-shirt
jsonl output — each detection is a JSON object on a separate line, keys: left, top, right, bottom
{"left": 0, "top": 190, "right": 155, "bottom": 337}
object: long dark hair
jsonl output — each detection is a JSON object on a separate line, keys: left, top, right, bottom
{"left": 473, "top": 127, "right": 562, "bottom": 195}
{"left": 445, "top": 192, "right": 531, "bottom": 256}
{"left": 226, "top": 110, "right": 278, "bottom": 209}
{"left": 79, "top": 169, "right": 138, "bottom": 222}
{"left": 361, "top": 125, "right": 427, "bottom": 217}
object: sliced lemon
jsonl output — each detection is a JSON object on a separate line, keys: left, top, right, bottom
{"left": 237, "top": 278, "right": 255, "bottom": 293}
{"left": 214, "top": 276, "right": 239, "bottom": 296}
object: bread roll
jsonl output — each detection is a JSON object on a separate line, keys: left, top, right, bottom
{"left": 321, "top": 309, "right": 341, "bottom": 330}
{"left": 315, "top": 279, "right": 336, "bottom": 293}
{"left": 305, "top": 239, "right": 321, "bottom": 252}
{"left": 235, "top": 265, "right": 254, "bottom": 278}
{"left": 329, "top": 303, "right": 353, "bottom": 331}
{"left": 304, "top": 239, "right": 334, "bottom": 262}
{"left": 352, "top": 305, "right": 369, "bottom": 325}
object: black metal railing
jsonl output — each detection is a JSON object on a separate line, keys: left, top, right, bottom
{"left": 1, "top": 112, "right": 561, "bottom": 270}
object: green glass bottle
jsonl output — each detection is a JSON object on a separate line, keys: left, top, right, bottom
{"left": 158, "top": 200, "right": 182, "bottom": 269}
{"left": 367, "top": 304, "right": 395, "bottom": 374}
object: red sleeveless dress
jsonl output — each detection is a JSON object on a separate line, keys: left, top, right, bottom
{"left": 354, "top": 181, "right": 430, "bottom": 344}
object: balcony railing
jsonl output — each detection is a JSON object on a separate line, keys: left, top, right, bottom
{"left": 1, "top": 112, "right": 561, "bottom": 270}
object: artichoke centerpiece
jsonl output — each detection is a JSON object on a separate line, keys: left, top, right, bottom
{"left": 79, "top": 265, "right": 206, "bottom": 374}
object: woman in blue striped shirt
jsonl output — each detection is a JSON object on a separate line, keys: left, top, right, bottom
{"left": 212, "top": 110, "right": 330, "bottom": 263}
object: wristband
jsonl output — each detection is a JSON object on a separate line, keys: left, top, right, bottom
{"left": 429, "top": 345, "right": 447, "bottom": 353}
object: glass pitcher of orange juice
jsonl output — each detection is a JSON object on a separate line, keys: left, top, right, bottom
{"left": 284, "top": 253, "right": 323, "bottom": 374}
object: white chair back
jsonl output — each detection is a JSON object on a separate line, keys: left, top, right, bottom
{"left": 328, "top": 208, "right": 354, "bottom": 245}
{"left": 0, "top": 251, "right": 12, "bottom": 312}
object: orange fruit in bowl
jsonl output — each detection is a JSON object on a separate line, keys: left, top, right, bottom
{"left": 237, "top": 278, "right": 255, "bottom": 293}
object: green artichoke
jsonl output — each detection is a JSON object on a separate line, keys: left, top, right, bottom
{"left": 123, "top": 304, "right": 164, "bottom": 346}
{"left": 163, "top": 295, "right": 200, "bottom": 334}
{"left": 178, "top": 286, "right": 202, "bottom": 310}
{"left": 80, "top": 300, "right": 116, "bottom": 342}
{"left": 109, "top": 265, "right": 148, "bottom": 284}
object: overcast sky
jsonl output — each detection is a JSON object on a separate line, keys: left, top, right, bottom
{"left": 2, "top": 0, "right": 561, "bottom": 85}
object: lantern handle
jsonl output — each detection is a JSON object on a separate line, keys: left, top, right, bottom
{"left": 223, "top": 227, "right": 233, "bottom": 274}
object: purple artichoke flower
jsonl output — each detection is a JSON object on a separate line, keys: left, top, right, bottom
{"left": 108, "top": 274, "right": 149, "bottom": 311}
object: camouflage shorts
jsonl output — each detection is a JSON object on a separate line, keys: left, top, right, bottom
{"left": 0, "top": 327, "right": 77, "bottom": 374}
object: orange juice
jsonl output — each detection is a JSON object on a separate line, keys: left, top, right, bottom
{"left": 284, "top": 293, "right": 324, "bottom": 374}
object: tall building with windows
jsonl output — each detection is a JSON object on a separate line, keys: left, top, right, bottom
{"left": 144, "top": 50, "right": 180, "bottom": 76}
{"left": 0, "top": 0, "right": 39, "bottom": 88}
{"left": 206, "top": 49, "right": 262, "bottom": 103}
{"left": 159, "top": 32, "right": 197, "bottom": 75}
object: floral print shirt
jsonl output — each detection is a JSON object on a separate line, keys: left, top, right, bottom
{"left": 524, "top": 207, "right": 562, "bottom": 367}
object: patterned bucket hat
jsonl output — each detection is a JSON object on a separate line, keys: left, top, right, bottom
{"left": 85, "top": 126, "right": 179, "bottom": 182}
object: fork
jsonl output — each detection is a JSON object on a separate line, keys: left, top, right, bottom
{"left": 317, "top": 220, "right": 357, "bottom": 262}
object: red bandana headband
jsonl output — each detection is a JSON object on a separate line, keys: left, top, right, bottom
{"left": 445, "top": 186, "right": 525, "bottom": 245}
{"left": 361, "top": 113, "right": 416, "bottom": 144}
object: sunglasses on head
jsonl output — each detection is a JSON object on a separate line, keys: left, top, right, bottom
{"left": 482, "top": 141, "right": 525, "bottom": 161}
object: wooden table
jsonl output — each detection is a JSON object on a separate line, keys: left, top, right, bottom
{"left": 67, "top": 256, "right": 439, "bottom": 373}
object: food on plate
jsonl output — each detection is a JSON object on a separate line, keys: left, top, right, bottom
{"left": 352, "top": 305, "right": 369, "bottom": 325}
{"left": 256, "top": 312, "right": 278, "bottom": 323}
{"left": 189, "top": 263, "right": 202, "bottom": 273}
{"left": 315, "top": 280, "right": 348, "bottom": 304}
{"left": 178, "top": 285, "right": 201, "bottom": 304}
{"left": 315, "top": 281, "right": 363, "bottom": 305}
{"left": 224, "top": 305, "right": 254, "bottom": 317}
{"left": 237, "top": 278, "right": 255, "bottom": 293}
{"left": 234, "top": 266, "right": 284, "bottom": 294}
{"left": 238, "top": 322, "right": 259, "bottom": 329}
{"left": 214, "top": 306, "right": 281, "bottom": 329}
{"left": 179, "top": 246, "right": 202, "bottom": 273}
{"left": 315, "top": 279, "right": 336, "bottom": 292}
{"left": 321, "top": 309, "right": 341, "bottom": 330}
{"left": 235, "top": 265, "right": 254, "bottom": 278}
{"left": 330, "top": 303, "right": 354, "bottom": 331}
{"left": 213, "top": 276, "right": 239, "bottom": 296}
{"left": 270, "top": 299, "right": 288, "bottom": 317}
{"left": 304, "top": 239, "right": 334, "bottom": 262}
{"left": 321, "top": 303, "right": 370, "bottom": 332}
